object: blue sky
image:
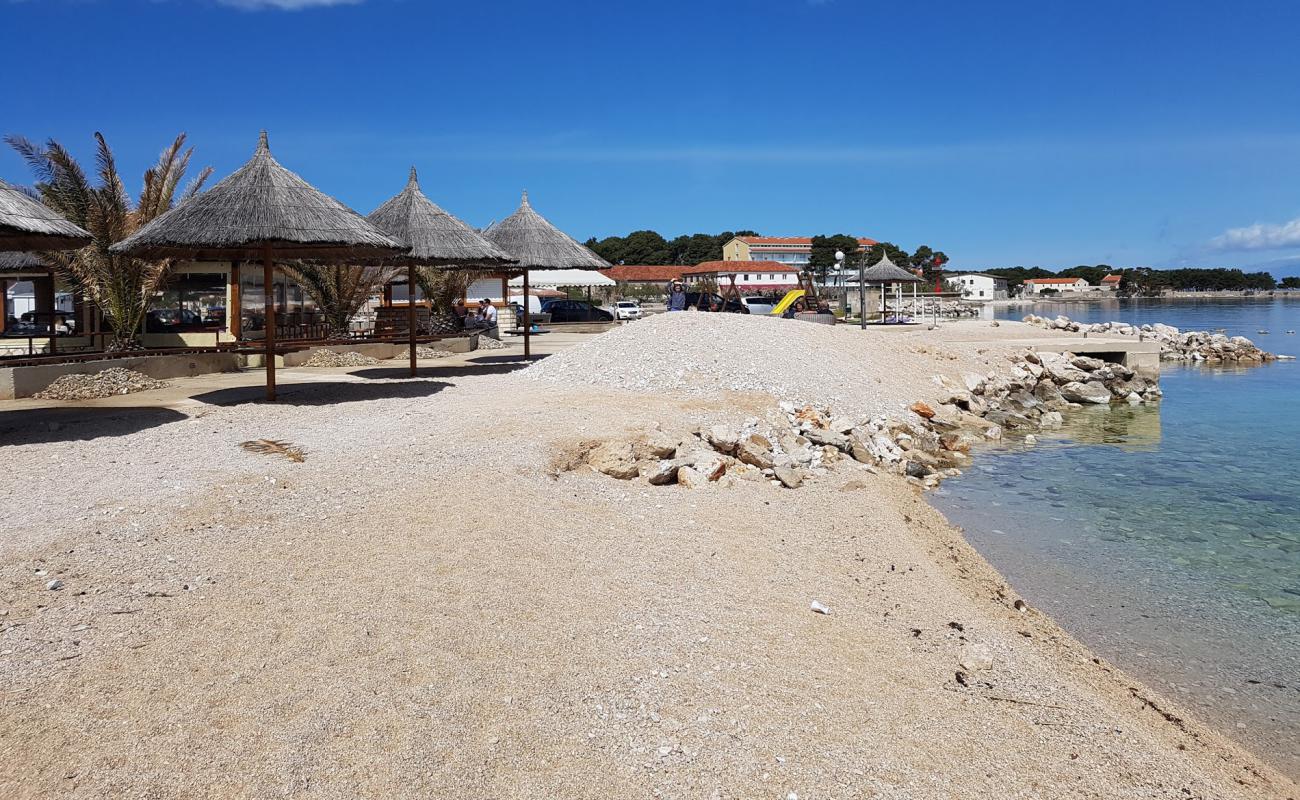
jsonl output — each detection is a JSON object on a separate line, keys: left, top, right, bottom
{"left": 3, "top": 0, "right": 1300, "bottom": 274}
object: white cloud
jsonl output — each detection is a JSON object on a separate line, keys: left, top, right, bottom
{"left": 216, "top": 0, "right": 362, "bottom": 10}
{"left": 1211, "top": 217, "right": 1300, "bottom": 251}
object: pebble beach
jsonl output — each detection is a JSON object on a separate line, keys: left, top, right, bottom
{"left": 1, "top": 315, "right": 1295, "bottom": 798}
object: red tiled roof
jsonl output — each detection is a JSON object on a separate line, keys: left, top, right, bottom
{"left": 599, "top": 265, "right": 685, "bottom": 282}
{"left": 1101, "top": 274, "right": 1122, "bottom": 283}
{"left": 739, "top": 236, "right": 878, "bottom": 247}
{"left": 682, "top": 260, "right": 798, "bottom": 275}
{"left": 1025, "top": 277, "right": 1088, "bottom": 285}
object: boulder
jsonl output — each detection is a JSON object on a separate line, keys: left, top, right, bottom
{"left": 803, "top": 426, "right": 851, "bottom": 452}
{"left": 736, "top": 434, "right": 775, "bottom": 469}
{"left": 705, "top": 424, "right": 739, "bottom": 454}
{"left": 1059, "top": 381, "right": 1112, "bottom": 405}
{"left": 940, "top": 430, "right": 982, "bottom": 453}
{"left": 694, "top": 452, "right": 730, "bottom": 481}
{"left": 676, "top": 466, "right": 709, "bottom": 489}
{"left": 962, "top": 373, "right": 986, "bottom": 394}
{"left": 909, "top": 401, "right": 936, "bottom": 419}
{"left": 642, "top": 458, "right": 689, "bottom": 485}
{"left": 1070, "top": 355, "right": 1107, "bottom": 371}
{"left": 588, "top": 441, "right": 639, "bottom": 479}
{"left": 984, "top": 410, "right": 1033, "bottom": 430}
{"left": 904, "top": 460, "right": 932, "bottom": 478}
{"left": 634, "top": 431, "right": 679, "bottom": 460}
{"left": 727, "top": 462, "right": 765, "bottom": 482}
{"left": 773, "top": 465, "right": 803, "bottom": 489}
{"left": 929, "top": 403, "right": 963, "bottom": 430}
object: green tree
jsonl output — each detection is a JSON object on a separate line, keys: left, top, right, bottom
{"left": 910, "top": 245, "right": 949, "bottom": 287}
{"left": 808, "top": 234, "right": 862, "bottom": 283}
{"left": 8, "top": 132, "right": 211, "bottom": 350}
{"left": 286, "top": 265, "right": 397, "bottom": 338}
{"left": 1280, "top": 276, "right": 1300, "bottom": 289}
{"left": 866, "top": 241, "right": 912, "bottom": 268}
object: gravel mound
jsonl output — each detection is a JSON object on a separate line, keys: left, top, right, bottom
{"left": 33, "top": 368, "right": 169, "bottom": 400}
{"left": 302, "top": 349, "right": 381, "bottom": 368}
{"left": 475, "top": 336, "right": 510, "bottom": 351}
{"left": 413, "top": 346, "right": 455, "bottom": 359}
{"left": 524, "top": 312, "right": 976, "bottom": 417}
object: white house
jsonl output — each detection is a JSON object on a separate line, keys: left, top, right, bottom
{"left": 682, "top": 260, "right": 800, "bottom": 291}
{"left": 949, "top": 272, "right": 1008, "bottom": 301}
{"left": 1023, "top": 277, "right": 1091, "bottom": 295}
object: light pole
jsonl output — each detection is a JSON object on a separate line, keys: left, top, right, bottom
{"left": 834, "top": 250, "right": 845, "bottom": 309}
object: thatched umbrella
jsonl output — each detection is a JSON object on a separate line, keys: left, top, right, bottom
{"left": 483, "top": 191, "right": 610, "bottom": 358}
{"left": 857, "top": 252, "right": 923, "bottom": 326}
{"left": 367, "top": 167, "right": 516, "bottom": 375}
{"left": 0, "top": 178, "right": 92, "bottom": 252}
{"left": 112, "top": 131, "right": 405, "bottom": 400}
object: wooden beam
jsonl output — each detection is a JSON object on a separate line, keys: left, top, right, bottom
{"left": 0, "top": 279, "right": 7, "bottom": 334}
{"left": 408, "top": 264, "right": 417, "bottom": 378}
{"left": 229, "top": 260, "right": 242, "bottom": 339}
{"left": 522, "top": 270, "right": 531, "bottom": 360}
{"left": 263, "top": 247, "right": 276, "bottom": 402}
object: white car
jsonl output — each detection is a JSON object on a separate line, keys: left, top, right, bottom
{"left": 612, "top": 300, "right": 643, "bottom": 320}
{"left": 740, "top": 296, "right": 776, "bottom": 316}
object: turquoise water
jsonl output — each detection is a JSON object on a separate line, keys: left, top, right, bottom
{"left": 931, "top": 297, "right": 1300, "bottom": 778}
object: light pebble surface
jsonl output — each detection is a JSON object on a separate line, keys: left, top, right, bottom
{"left": 0, "top": 315, "right": 1294, "bottom": 799}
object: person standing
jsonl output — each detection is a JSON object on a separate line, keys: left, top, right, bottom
{"left": 667, "top": 280, "right": 687, "bottom": 312}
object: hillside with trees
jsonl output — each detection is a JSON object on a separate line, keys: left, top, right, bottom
{"left": 587, "top": 230, "right": 948, "bottom": 280}
{"left": 985, "top": 265, "right": 1281, "bottom": 294}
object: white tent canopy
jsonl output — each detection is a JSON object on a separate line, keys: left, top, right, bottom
{"left": 508, "top": 269, "right": 613, "bottom": 289}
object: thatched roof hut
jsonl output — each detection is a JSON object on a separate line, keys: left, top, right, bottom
{"left": 368, "top": 168, "right": 515, "bottom": 267}
{"left": 0, "top": 251, "right": 47, "bottom": 272}
{"left": 111, "top": 131, "right": 407, "bottom": 401}
{"left": 483, "top": 192, "right": 610, "bottom": 271}
{"left": 111, "top": 131, "right": 404, "bottom": 261}
{"left": 859, "top": 252, "right": 923, "bottom": 283}
{"left": 0, "top": 179, "right": 91, "bottom": 252}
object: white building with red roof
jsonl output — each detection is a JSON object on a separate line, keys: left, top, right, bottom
{"left": 722, "top": 235, "right": 877, "bottom": 267}
{"left": 1023, "top": 276, "right": 1091, "bottom": 295}
{"left": 682, "top": 260, "right": 800, "bottom": 291}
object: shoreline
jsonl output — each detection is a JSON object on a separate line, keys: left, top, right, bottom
{"left": 1, "top": 317, "right": 1295, "bottom": 797}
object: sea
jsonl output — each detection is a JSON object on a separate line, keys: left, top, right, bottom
{"left": 929, "top": 296, "right": 1300, "bottom": 779}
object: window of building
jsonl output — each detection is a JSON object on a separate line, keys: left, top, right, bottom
{"left": 147, "top": 272, "right": 226, "bottom": 333}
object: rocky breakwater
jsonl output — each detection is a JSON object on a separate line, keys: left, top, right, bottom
{"left": 563, "top": 347, "right": 1158, "bottom": 492}
{"left": 1022, "top": 314, "right": 1277, "bottom": 364}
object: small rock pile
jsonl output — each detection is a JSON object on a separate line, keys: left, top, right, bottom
{"left": 34, "top": 368, "right": 169, "bottom": 400}
{"left": 413, "top": 347, "right": 454, "bottom": 359}
{"left": 1022, "top": 314, "right": 1275, "bottom": 363}
{"left": 475, "top": 336, "right": 510, "bottom": 351}
{"left": 571, "top": 347, "right": 1161, "bottom": 491}
{"left": 301, "top": 349, "right": 380, "bottom": 368}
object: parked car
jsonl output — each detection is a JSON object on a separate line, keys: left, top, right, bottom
{"left": 540, "top": 299, "right": 614, "bottom": 323}
{"left": 612, "top": 300, "right": 642, "bottom": 320}
{"left": 739, "top": 296, "right": 776, "bottom": 316}
{"left": 683, "top": 292, "right": 748, "bottom": 313}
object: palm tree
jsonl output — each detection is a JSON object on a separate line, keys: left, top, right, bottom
{"left": 413, "top": 266, "right": 485, "bottom": 313}
{"left": 281, "top": 264, "right": 396, "bottom": 338}
{"left": 6, "top": 132, "right": 210, "bottom": 351}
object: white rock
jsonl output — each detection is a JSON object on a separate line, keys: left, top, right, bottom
{"left": 810, "top": 600, "right": 832, "bottom": 615}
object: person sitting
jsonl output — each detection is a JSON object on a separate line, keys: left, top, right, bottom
{"left": 782, "top": 299, "right": 806, "bottom": 319}
{"left": 816, "top": 300, "right": 835, "bottom": 316}
{"left": 466, "top": 299, "right": 500, "bottom": 338}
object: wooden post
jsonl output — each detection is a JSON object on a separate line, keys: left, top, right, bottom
{"left": 0, "top": 278, "right": 7, "bottom": 334}
{"left": 522, "top": 270, "right": 531, "bottom": 360}
{"left": 407, "top": 264, "right": 417, "bottom": 377}
{"left": 263, "top": 247, "right": 276, "bottom": 401}
{"left": 382, "top": 283, "right": 393, "bottom": 307}
{"left": 45, "top": 269, "right": 57, "bottom": 355}
{"left": 229, "top": 260, "right": 242, "bottom": 340}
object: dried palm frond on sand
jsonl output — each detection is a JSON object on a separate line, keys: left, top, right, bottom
{"left": 239, "top": 439, "right": 305, "bottom": 463}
